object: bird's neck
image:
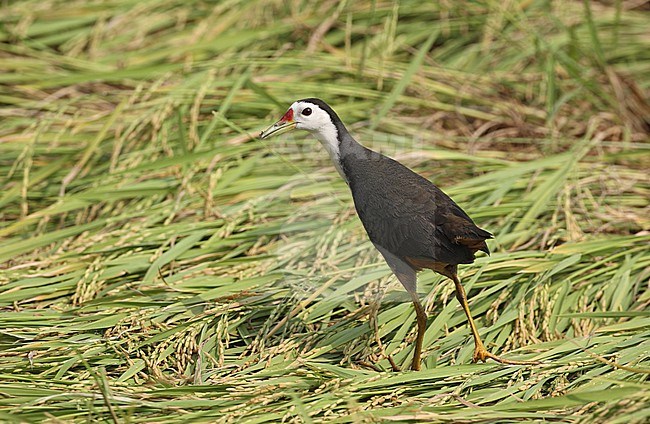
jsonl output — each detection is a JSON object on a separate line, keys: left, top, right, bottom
{"left": 311, "top": 121, "right": 363, "bottom": 183}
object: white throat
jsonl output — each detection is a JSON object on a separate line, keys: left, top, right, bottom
{"left": 310, "top": 121, "right": 347, "bottom": 182}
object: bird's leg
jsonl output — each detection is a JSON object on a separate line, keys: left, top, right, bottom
{"left": 408, "top": 290, "right": 427, "bottom": 371}
{"left": 450, "top": 275, "right": 489, "bottom": 362}
{"left": 373, "top": 247, "right": 427, "bottom": 371}
{"left": 369, "top": 285, "right": 400, "bottom": 372}
{"left": 451, "top": 274, "right": 539, "bottom": 366}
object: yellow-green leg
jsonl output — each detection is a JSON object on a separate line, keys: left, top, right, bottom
{"left": 451, "top": 274, "right": 539, "bottom": 365}
{"left": 408, "top": 291, "right": 427, "bottom": 371}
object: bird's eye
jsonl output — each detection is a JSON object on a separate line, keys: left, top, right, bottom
{"left": 302, "top": 107, "right": 312, "bottom": 116}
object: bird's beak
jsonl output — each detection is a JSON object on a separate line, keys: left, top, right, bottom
{"left": 260, "top": 109, "right": 296, "bottom": 139}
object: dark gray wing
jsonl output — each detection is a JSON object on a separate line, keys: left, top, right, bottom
{"left": 344, "top": 153, "right": 491, "bottom": 266}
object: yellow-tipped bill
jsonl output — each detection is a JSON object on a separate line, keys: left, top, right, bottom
{"left": 260, "top": 108, "right": 296, "bottom": 139}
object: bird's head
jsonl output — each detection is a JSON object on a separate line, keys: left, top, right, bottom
{"left": 260, "top": 99, "right": 337, "bottom": 140}
{"left": 259, "top": 98, "right": 348, "bottom": 179}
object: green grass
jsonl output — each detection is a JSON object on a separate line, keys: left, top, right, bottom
{"left": 1, "top": 0, "right": 649, "bottom": 422}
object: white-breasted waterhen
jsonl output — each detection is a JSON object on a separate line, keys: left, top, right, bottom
{"left": 260, "top": 98, "right": 537, "bottom": 371}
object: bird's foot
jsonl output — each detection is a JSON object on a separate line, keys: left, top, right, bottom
{"left": 387, "top": 354, "right": 401, "bottom": 372}
{"left": 473, "top": 346, "right": 540, "bottom": 366}
{"left": 357, "top": 361, "right": 383, "bottom": 372}
{"left": 358, "top": 355, "right": 402, "bottom": 372}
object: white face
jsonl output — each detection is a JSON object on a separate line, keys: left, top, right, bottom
{"left": 289, "top": 101, "right": 345, "bottom": 180}
{"left": 260, "top": 99, "right": 346, "bottom": 180}
{"left": 290, "top": 101, "right": 333, "bottom": 133}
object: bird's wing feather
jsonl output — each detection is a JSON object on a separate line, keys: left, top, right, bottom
{"left": 344, "top": 153, "right": 491, "bottom": 265}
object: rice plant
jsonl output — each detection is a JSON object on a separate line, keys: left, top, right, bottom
{"left": 1, "top": 0, "right": 649, "bottom": 422}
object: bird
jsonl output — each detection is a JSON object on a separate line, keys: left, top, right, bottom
{"left": 260, "top": 98, "right": 536, "bottom": 371}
